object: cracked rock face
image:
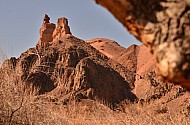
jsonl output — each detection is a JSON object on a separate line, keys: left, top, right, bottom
{"left": 95, "top": 0, "right": 190, "bottom": 88}
{"left": 0, "top": 15, "right": 136, "bottom": 107}
{"left": 14, "top": 36, "right": 136, "bottom": 105}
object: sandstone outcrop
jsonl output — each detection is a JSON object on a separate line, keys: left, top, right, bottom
{"left": 95, "top": 0, "right": 190, "bottom": 88}
{"left": 53, "top": 17, "right": 72, "bottom": 40}
{"left": 86, "top": 38, "right": 138, "bottom": 72}
{"left": 1, "top": 15, "right": 190, "bottom": 124}
{"left": 37, "top": 14, "right": 56, "bottom": 47}
{"left": 1, "top": 16, "right": 136, "bottom": 107}
{"left": 37, "top": 14, "right": 72, "bottom": 48}
{"left": 88, "top": 38, "right": 189, "bottom": 114}
{"left": 86, "top": 38, "right": 138, "bottom": 85}
{"left": 15, "top": 38, "right": 136, "bottom": 105}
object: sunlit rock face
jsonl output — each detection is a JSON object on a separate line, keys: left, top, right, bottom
{"left": 37, "top": 14, "right": 72, "bottom": 47}
{"left": 95, "top": 0, "right": 190, "bottom": 89}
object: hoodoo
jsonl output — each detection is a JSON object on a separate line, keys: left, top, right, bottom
{"left": 37, "top": 14, "right": 56, "bottom": 47}
{"left": 37, "top": 14, "right": 72, "bottom": 47}
{"left": 53, "top": 17, "right": 72, "bottom": 40}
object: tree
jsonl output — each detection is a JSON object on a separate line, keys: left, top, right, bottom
{"left": 95, "top": 0, "right": 190, "bottom": 89}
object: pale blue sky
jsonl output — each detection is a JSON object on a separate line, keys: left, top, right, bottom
{"left": 0, "top": 0, "right": 140, "bottom": 58}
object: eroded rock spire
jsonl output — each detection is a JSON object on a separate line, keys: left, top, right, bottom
{"left": 37, "top": 14, "right": 72, "bottom": 48}
{"left": 37, "top": 14, "right": 56, "bottom": 47}
{"left": 53, "top": 17, "right": 72, "bottom": 40}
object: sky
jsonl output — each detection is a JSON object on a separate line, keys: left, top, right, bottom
{"left": 0, "top": 0, "right": 140, "bottom": 58}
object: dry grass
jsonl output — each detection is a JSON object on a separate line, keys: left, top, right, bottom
{"left": 0, "top": 54, "right": 190, "bottom": 125}
{"left": 0, "top": 69, "right": 190, "bottom": 125}
{"left": 0, "top": 74, "right": 190, "bottom": 125}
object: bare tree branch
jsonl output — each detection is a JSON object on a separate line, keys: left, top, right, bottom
{"left": 94, "top": 0, "right": 190, "bottom": 89}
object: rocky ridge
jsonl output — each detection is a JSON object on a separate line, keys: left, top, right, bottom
{"left": 87, "top": 37, "right": 189, "bottom": 115}
{"left": 1, "top": 15, "right": 136, "bottom": 107}
{"left": 0, "top": 15, "right": 190, "bottom": 124}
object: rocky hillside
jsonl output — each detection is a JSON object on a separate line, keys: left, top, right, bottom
{"left": 86, "top": 38, "right": 139, "bottom": 73}
{"left": 87, "top": 37, "right": 189, "bottom": 102}
{"left": 1, "top": 15, "right": 136, "bottom": 106}
{"left": 0, "top": 15, "right": 190, "bottom": 125}
{"left": 86, "top": 37, "right": 190, "bottom": 124}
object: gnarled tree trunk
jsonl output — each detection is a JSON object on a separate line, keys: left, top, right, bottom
{"left": 95, "top": 0, "right": 190, "bottom": 89}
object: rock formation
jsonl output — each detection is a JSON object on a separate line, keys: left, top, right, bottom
{"left": 37, "top": 14, "right": 72, "bottom": 48}
{"left": 0, "top": 15, "right": 190, "bottom": 124}
{"left": 1, "top": 15, "right": 136, "bottom": 107}
{"left": 87, "top": 38, "right": 189, "bottom": 112}
{"left": 94, "top": 0, "right": 190, "bottom": 89}
{"left": 37, "top": 14, "right": 56, "bottom": 47}
{"left": 53, "top": 17, "right": 72, "bottom": 40}
{"left": 43, "top": 14, "right": 50, "bottom": 23}
{"left": 86, "top": 38, "right": 138, "bottom": 72}
{"left": 86, "top": 38, "right": 138, "bottom": 85}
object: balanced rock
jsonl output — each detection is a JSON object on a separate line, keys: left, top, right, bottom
{"left": 37, "top": 14, "right": 56, "bottom": 47}
{"left": 43, "top": 14, "right": 50, "bottom": 23}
